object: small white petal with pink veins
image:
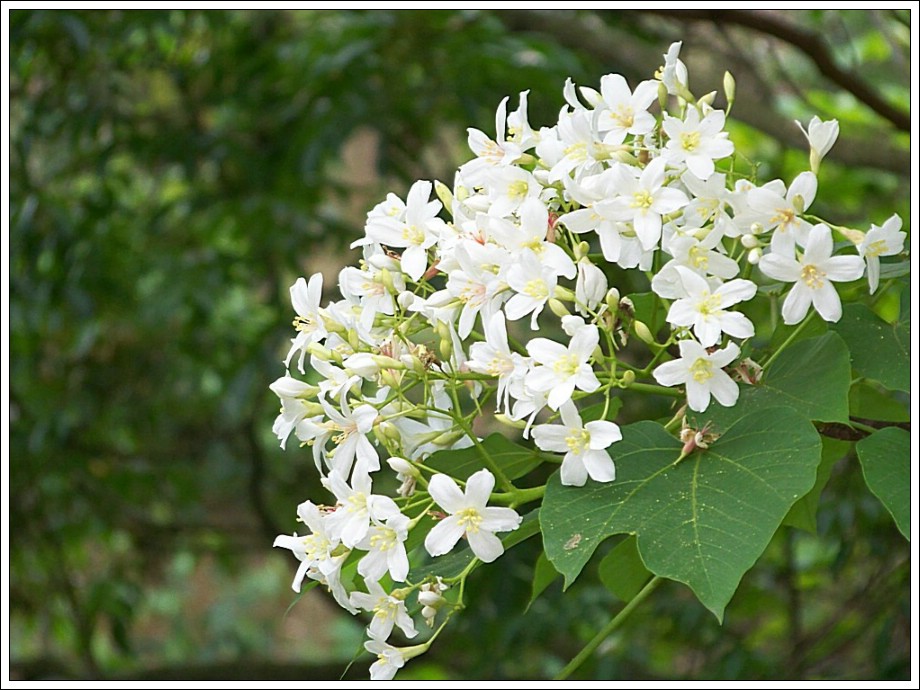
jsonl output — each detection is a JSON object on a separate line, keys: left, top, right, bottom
{"left": 424, "top": 469, "right": 522, "bottom": 563}
{"left": 759, "top": 223, "right": 864, "bottom": 324}
{"left": 532, "top": 401, "right": 621, "bottom": 487}
{"left": 653, "top": 340, "right": 741, "bottom": 413}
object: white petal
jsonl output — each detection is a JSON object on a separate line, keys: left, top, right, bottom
{"left": 424, "top": 517, "right": 465, "bottom": 557}
{"left": 480, "top": 506, "right": 523, "bottom": 533}
{"left": 586, "top": 420, "right": 622, "bottom": 449}
{"left": 427, "top": 474, "right": 467, "bottom": 514}
{"left": 560, "top": 453, "right": 588, "bottom": 486}
{"left": 781, "top": 281, "right": 813, "bottom": 325}
{"left": 685, "top": 379, "right": 711, "bottom": 412}
{"left": 811, "top": 282, "right": 843, "bottom": 322}
{"left": 823, "top": 255, "right": 865, "bottom": 283}
{"left": 708, "top": 370, "right": 740, "bottom": 407}
{"left": 532, "top": 425, "right": 572, "bottom": 453}
{"left": 465, "top": 468, "right": 496, "bottom": 507}
{"left": 802, "top": 224, "right": 833, "bottom": 264}
{"left": 467, "top": 529, "right": 505, "bottom": 563}
{"left": 760, "top": 252, "right": 802, "bottom": 283}
{"left": 583, "top": 449, "right": 617, "bottom": 483}
{"left": 653, "top": 359, "right": 689, "bottom": 387}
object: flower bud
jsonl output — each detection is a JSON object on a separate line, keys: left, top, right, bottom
{"left": 605, "top": 288, "right": 621, "bottom": 312}
{"left": 306, "top": 342, "right": 334, "bottom": 361}
{"left": 434, "top": 179, "right": 454, "bottom": 210}
{"left": 634, "top": 320, "right": 656, "bottom": 345}
{"left": 379, "top": 423, "right": 404, "bottom": 445}
{"left": 740, "top": 233, "right": 760, "bottom": 249}
{"left": 747, "top": 247, "right": 762, "bottom": 265}
{"left": 548, "top": 298, "right": 570, "bottom": 318}
{"left": 620, "top": 370, "right": 636, "bottom": 386}
{"left": 495, "top": 413, "right": 527, "bottom": 429}
{"left": 723, "top": 71, "right": 735, "bottom": 108}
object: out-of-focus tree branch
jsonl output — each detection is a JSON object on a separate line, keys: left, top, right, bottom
{"left": 635, "top": 9, "right": 909, "bottom": 132}
{"left": 495, "top": 10, "right": 910, "bottom": 177}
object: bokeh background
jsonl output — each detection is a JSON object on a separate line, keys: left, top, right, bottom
{"left": 8, "top": 9, "right": 911, "bottom": 680}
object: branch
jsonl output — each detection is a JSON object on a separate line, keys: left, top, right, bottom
{"left": 636, "top": 9, "right": 909, "bottom": 131}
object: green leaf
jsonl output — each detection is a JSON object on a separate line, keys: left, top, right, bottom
{"left": 527, "top": 550, "right": 561, "bottom": 610}
{"left": 783, "top": 437, "right": 851, "bottom": 533}
{"left": 426, "top": 433, "right": 546, "bottom": 481}
{"left": 848, "top": 381, "right": 909, "bottom": 422}
{"left": 832, "top": 303, "right": 909, "bottom": 392}
{"left": 707, "top": 332, "right": 851, "bottom": 427}
{"left": 541, "top": 408, "right": 822, "bottom": 621}
{"left": 598, "top": 536, "right": 651, "bottom": 602}
{"left": 856, "top": 427, "right": 910, "bottom": 540}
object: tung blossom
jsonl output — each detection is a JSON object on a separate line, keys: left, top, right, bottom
{"left": 424, "top": 469, "right": 522, "bottom": 563}
{"left": 857, "top": 214, "right": 905, "bottom": 293}
{"left": 759, "top": 223, "right": 865, "bottom": 324}
{"left": 532, "top": 401, "right": 621, "bottom": 487}
{"left": 653, "top": 340, "right": 741, "bottom": 412}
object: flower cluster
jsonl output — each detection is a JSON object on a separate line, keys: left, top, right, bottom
{"left": 269, "top": 42, "right": 906, "bottom": 679}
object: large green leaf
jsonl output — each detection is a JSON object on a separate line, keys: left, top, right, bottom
{"left": 704, "top": 332, "right": 851, "bottom": 427}
{"left": 426, "top": 433, "right": 547, "bottom": 481}
{"left": 783, "top": 437, "right": 851, "bottom": 533}
{"left": 541, "top": 408, "right": 822, "bottom": 621}
{"left": 856, "top": 427, "right": 910, "bottom": 540}
{"left": 598, "top": 536, "right": 651, "bottom": 602}
{"left": 832, "top": 300, "right": 909, "bottom": 392}
{"left": 527, "top": 550, "right": 561, "bottom": 610}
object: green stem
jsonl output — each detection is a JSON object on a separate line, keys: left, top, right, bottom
{"left": 492, "top": 484, "right": 546, "bottom": 507}
{"left": 850, "top": 420, "right": 877, "bottom": 435}
{"left": 625, "top": 381, "right": 684, "bottom": 398}
{"left": 555, "top": 576, "right": 663, "bottom": 680}
{"left": 762, "top": 310, "right": 816, "bottom": 371}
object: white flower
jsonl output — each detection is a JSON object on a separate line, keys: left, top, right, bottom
{"left": 490, "top": 197, "right": 576, "bottom": 279}
{"left": 424, "top": 469, "right": 522, "bottom": 563}
{"left": 365, "top": 639, "right": 407, "bottom": 680}
{"left": 607, "top": 159, "right": 689, "bottom": 250}
{"left": 323, "top": 472, "right": 400, "bottom": 548}
{"left": 268, "top": 375, "right": 320, "bottom": 450}
{"left": 759, "top": 223, "right": 865, "bottom": 324}
{"left": 653, "top": 340, "right": 741, "bottom": 412}
{"left": 299, "top": 393, "right": 380, "bottom": 479}
{"left": 660, "top": 41, "right": 689, "bottom": 96}
{"left": 467, "top": 311, "right": 530, "bottom": 414}
{"left": 504, "top": 248, "right": 558, "bottom": 329}
{"left": 459, "top": 95, "right": 524, "bottom": 185}
{"left": 284, "top": 274, "right": 327, "bottom": 374}
{"left": 746, "top": 172, "right": 817, "bottom": 255}
{"left": 663, "top": 232, "right": 740, "bottom": 280}
{"left": 360, "top": 180, "right": 446, "bottom": 282}
{"left": 796, "top": 116, "right": 839, "bottom": 173}
{"left": 857, "top": 214, "right": 905, "bottom": 293}
{"left": 666, "top": 266, "right": 757, "bottom": 347}
{"left": 350, "top": 579, "right": 418, "bottom": 641}
{"left": 356, "top": 512, "right": 411, "bottom": 583}
{"left": 532, "top": 401, "right": 621, "bottom": 487}
{"left": 526, "top": 322, "right": 601, "bottom": 410}
{"left": 485, "top": 166, "right": 542, "bottom": 218}
{"left": 662, "top": 108, "right": 734, "bottom": 181}
{"left": 596, "top": 74, "right": 659, "bottom": 144}
{"left": 575, "top": 257, "right": 608, "bottom": 316}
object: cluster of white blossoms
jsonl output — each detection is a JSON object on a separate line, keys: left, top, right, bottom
{"left": 270, "top": 42, "right": 906, "bottom": 679}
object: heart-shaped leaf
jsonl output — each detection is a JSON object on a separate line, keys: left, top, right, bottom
{"left": 541, "top": 407, "right": 822, "bottom": 621}
{"left": 856, "top": 427, "right": 910, "bottom": 540}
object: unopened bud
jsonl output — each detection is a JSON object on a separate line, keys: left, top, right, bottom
{"left": 378, "top": 422, "right": 403, "bottom": 445}
{"left": 747, "top": 248, "right": 762, "bottom": 265}
{"left": 379, "top": 267, "right": 395, "bottom": 294}
{"left": 306, "top": 342, "right": 334, "bottom": 361}
{"left": 749, "top": 222, "right": 764, "bottom": 235}
{"left": 379, "top": 368, "right": 402, "bottom": 389}
{"left": 658, "top": 80, "right": 669, "bottom": 112}
{"left": 791, "top": 193, "right": 805, "bottom": 215}
{"left": 432, "top": 428, "right": 466, "bottom": 447}
{"left": 495, "top": 413, "right": 527, "bottom": 429}
{"left": 434, "top": 179, "right": 454, "bottom": 210}
{"left": 620, "top": 370, "right": 636, "bottom": 386}
{"left": 605, "top": 288, "right": 621, "bottom": 312}
{"left": 634, "top": 320, "right": 656, "bottom": 345}
{"left": 837, "top": 226, "right": 866, "bottom": 246}
{"left": 438, "top": 336, "right": 452, "bottom": 361}
{"left": 548, "top": 298, "right": 570, "bottom": 318}
{"left": 698, "top": 90, "right": 717, "bottom": 108}
{"left": 574, "top": 240, "right": 591, "bottom": 260}
{"left": 553, "top": 285, "right": 575, "bottom": 301}
{"left": 741, "top": 233, "right": 760, "bottom": 249}
{"left": 723, "top": 71, "right": 736, "bottom": 107}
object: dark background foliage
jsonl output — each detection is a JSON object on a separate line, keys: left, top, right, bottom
{"left": 7, "top": 9, "right": 911, "bottom": 680}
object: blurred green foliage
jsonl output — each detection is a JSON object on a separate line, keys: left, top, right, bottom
{"left": 8, "top": 8, "right": 910, "bottom": 680}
